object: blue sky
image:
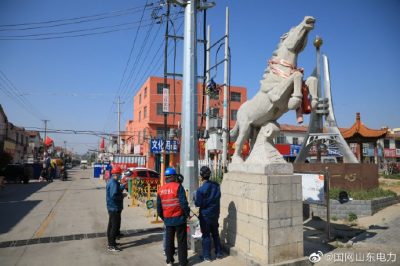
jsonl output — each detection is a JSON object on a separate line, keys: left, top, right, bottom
{"left": 0, "top": 0, "right": 399, "bottom": 154}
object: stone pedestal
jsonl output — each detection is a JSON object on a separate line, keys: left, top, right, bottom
{"left": 219, "top": 165, "right": 303, "bottom": 265}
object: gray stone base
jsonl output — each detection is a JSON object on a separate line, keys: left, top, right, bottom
{"left": 219, "top": 171, "right": 303, "bottom": 265}
{"left": 228, "top": 163, "right": 293, "bottom": 175}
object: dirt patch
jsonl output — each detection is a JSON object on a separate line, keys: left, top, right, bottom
{"left": 379, "top": 178, "right": 400, "bottom": 195}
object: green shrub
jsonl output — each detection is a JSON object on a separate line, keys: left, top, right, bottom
{"left": 348, "top": 212, "right": 358, "bottom": 222}
{"left": 382, "top": 173, "right": 400, "bottom": 180}
{"left": 329, "top": 187, "right": 397, "bottom": 200}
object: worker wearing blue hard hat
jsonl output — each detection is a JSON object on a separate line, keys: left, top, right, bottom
{"left": 157, "top": 167, "right": 189, "bottom": 266}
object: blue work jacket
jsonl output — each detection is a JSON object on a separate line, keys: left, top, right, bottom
{"left": 106, "top": 178, "right": 124, "bottom": 212}
{"left": 195, "top": 180, "right": 221, "bottom": 222}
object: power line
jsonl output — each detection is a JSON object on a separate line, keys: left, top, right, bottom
{"left": 0, "top": 70, "right": 45, "bottom": 121}
{"left": 0, "top": 3, "right": 155, "bottom": 28}
{"left": 0, "top": 21, "right": 158, "bottom": 41}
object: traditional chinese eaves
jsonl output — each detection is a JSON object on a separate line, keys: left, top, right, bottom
{"left": 340, "top": 112, "right": 387, "bottom": 141}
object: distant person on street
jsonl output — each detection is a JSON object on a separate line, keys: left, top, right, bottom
{"left": 157, "top": 167, "right": 190, "bottom": 266}
{"left": 195, "top": 166, "right": 223, "bottom": 261}
{"left": 106, "top": 166, "right": 126, "bottom": 252}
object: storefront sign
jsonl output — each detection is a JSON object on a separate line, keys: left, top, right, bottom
{"left": 150, "top": 139, "right": 179, "bottom": 154}
{"left": 384, "top": 148, "right": 396, "bottom": 158}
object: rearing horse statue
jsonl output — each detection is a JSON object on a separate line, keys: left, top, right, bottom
{"left": 230, "top": 16, "right": 318, "bottom": 164}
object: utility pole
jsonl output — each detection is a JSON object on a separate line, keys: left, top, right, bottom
{"left": 42, "top": 119, "right": 49, "bottom": 154}
{"left": 64, "top": 140, "right": 67, "bottom": 154}
{"left": 161, "top": 2, "right": 170, "bottom": 186}
{"left": 205, "top": 24, "right": 211, "bottom": 163}
{"left": 115, "top": 96, "right": 124, "bottom": 154}
{"left": 222, "top": 7, "right": 229, "bottom": 172}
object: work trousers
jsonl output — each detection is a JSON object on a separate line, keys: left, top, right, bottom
{"left": 107, "top": 211, "right": 121, "bottom": 246}
{"left": 165, "top": 223, "right": 188, "bottom": 266}
{"left": 199, "top": 217, "right": 222, "bottom": 259}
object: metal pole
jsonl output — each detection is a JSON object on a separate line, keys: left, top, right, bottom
{"left": 161, "top": 3, "right": 170, "bottom": 186}
{"left": 117, "top": 96, "right": 121, "bottom": 153}
{"left": 314, "top": 36, "right": 323, "bottom": 162}
{"left": 42, "top": 119, "right": 49, "bottom": 153}
{"left": 325, "top": 167, "right": 331, "bottom": 240}
{"left": 222, "top": 7, "right": 229, "bottom": 172}
{"left": 205, "top": 24, "right": 211, "bottom": 163}
{"left": 180, "top": 0, "right": 198, "bottom": 200}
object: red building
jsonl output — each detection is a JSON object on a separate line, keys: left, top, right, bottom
{"left": 124, "top": 76, "right": 247, "bottom": 172}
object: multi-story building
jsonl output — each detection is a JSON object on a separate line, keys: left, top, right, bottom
{"left": 26, "top": 130, "right": 42, "bottom": 162}
{"left": 124, "top": 76, "right": 247, "bottom": 171}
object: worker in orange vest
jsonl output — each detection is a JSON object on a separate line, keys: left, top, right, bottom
{"left": 157, "top": 167, "right": 190, "bottom": 266}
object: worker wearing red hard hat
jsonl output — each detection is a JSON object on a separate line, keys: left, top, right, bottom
{"left": 106, "top": 165, "right": 126, "bottom": 252}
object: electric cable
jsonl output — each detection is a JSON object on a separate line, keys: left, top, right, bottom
{"left": 0, "top": 3, "right": 154, "bottom": 28}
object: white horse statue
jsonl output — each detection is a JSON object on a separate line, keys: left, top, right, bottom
{"left": 230, "top": 16, "right": 318, "bottom": 165}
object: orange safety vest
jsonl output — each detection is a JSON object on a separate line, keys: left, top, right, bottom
{"left": 158, "top": 182, "right": 183, "bottom": 218}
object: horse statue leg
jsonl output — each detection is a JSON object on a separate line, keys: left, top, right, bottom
{"left": 287, "top": 71, "right": 304, "bottom": 110}
{"left": 231, "top": 120, "right": 252, "bottom": 164}
{"left": 305, "top": 76, "right": 318, "bottom": 109}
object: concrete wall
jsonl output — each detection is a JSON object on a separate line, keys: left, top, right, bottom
{"left": 219, "top": 172, "right": 303, "bottom": 265}
{"left": 305, "top": 196, "right": 400, "bottom": 220}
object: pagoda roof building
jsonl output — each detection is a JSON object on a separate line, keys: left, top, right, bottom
{"left": 341, "top": 112, "right": 387, "bottom": 142}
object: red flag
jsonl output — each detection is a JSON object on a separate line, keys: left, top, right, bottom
{"left": 44, "top": 136, "right": 53, "bottom": 146}
{"left": 100, "top": 138, "right": 105, "bottom": 150}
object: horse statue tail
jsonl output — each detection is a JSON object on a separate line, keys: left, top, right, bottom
{"left": 230, "top": 122, "right": 239, "bottom": 139}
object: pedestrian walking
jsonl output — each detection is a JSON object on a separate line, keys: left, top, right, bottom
{"left": 157, "top": 168, "right": 190, "bottom": 266}
{"left": 106, "top": 166, "right": 126, "bottom": 252}
{"left": 195, "top": 166, "right": 223, "bottom": 261}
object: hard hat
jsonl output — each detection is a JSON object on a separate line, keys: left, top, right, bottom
{"left": 165, "top": 167, "right": 177, "bottom": 176}
{"left": 111, "top": 166, "right": 122, "bottom": 174}
{"left": 200, "top": 166, "right": 211, "bottom": 179}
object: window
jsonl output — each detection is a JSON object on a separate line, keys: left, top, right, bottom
{"left": 231, "top": 109, "right": 238, "bottom": 121}
{"left": 230, "top": 92, "right": 241, "bottom": 102}
{"left": 149, "top": 171, "right": 159, "bottom": 179}
{"left": 139, "top": 111, "right": 141, "bottom": 122}
{"left": 157, "top": 83, "right": 169, "bottom": 94}
{"left": 143, "top": 106, "right": 147, "bottom": 118}
{"left": 156, "top": 127, "right": 166, "bottom": 138}
{"left": 157, "top": 103, "right": 163, "bottom": 115}
{"left": 144, "top": 87, "right": 147, "bottom": 98}
{"left": 384, "top": 139, "right": 390, "bottom": 149}
{"left": 16, "top": 133, "right": 19, "bottom": 144}
{"left": 139, "top": 94, "right": 141, "bottom": 104}
{"left": 293, "top": 137, "right": 299, "bottom": 145}
{"left": 395, "top": 140, "right": 400, "bottom": 149}
{"left": 276, "top": 134, "right": 286, "bottom": 144}
{"left": 143, "top": 128, "right": 147, "bottom": 140}
{"left": 210, "top": 108, "right": 219, "bottom": 118}
{"left": 138, "top": 132, "right": 141, "bottom": 144}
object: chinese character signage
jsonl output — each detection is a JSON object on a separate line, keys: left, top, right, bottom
{"left": 150, "top": 139, "right": 179, "bottom": 154}
{"left": 163, "top": 88, "right": 169, "bottom": 113}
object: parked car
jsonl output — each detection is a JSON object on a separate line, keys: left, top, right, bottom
{"left": 0, "top": 164, "right": 29, "bottom": 184}
{"left": 121, "top": 167, "right": 160, "bottom": 191}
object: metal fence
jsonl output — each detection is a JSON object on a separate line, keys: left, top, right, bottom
{"left": 198, "top": 159, "right": 224, "bottom": 183}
